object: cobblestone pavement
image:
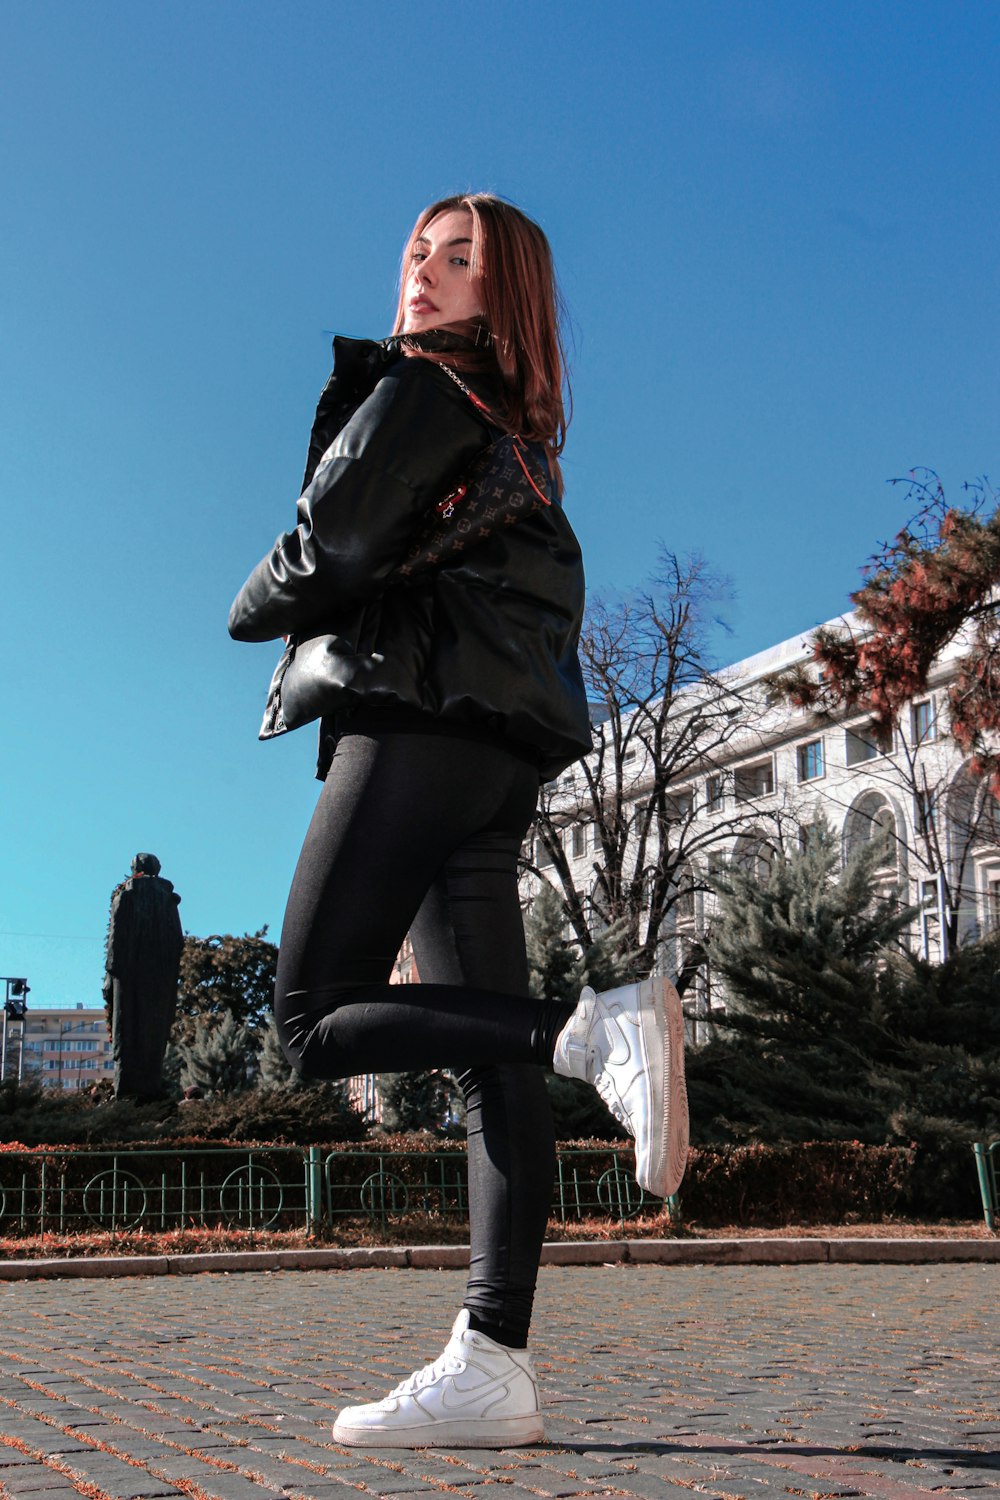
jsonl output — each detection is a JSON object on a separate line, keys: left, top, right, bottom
{"left": 0, "top": 1263, "right": 996, "bottom": 1499}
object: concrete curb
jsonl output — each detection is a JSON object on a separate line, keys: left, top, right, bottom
{"left": 0, "top": 1236, "right": 995, "bottom": 1280}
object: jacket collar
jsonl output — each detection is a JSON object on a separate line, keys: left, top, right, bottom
{"left": 301, "top": 331, "right": 491, "bottom": 492}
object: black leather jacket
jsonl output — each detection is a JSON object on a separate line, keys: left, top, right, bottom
{"left": 228, "top": 335, "right": 592, "bottom": 781}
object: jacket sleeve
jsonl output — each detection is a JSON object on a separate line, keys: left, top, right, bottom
{"left": 228, "top": 358, "right": 490, "bottom": 644}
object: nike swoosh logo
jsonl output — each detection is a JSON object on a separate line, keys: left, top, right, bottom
{"left": 428, "top": 1374, "right": 519, "bottom": 1413}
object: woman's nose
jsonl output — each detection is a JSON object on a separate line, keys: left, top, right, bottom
{"left": 416, "top": 254, "right": 438, "bottom": 285}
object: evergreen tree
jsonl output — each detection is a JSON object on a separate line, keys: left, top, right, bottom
{"left": 377, "top": 1070, "right": 462, "bottom": 1135}
{"left": 525, "top": 880, "right": 579, "bottom": 1004}
{"left": 689, "top": 820, "right": 916, "bottom": 1143}
{"left": 256, "top": 1014, "right": 302, "bottom": 1091}
{"left": 526, "top": 879, "right": 635, "bottom": 1005}
{"left": 877, "top": 930, "right": 1000, "bottom": 1148}
{"left": 177, "top": 1009, "right": 258, "bottom": 1096}
{"left": 161, "top": 1040, "right": 182, "bottom": 1095}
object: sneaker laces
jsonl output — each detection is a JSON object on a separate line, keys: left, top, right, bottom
{"left": 389, "top": 1345, "right": 463, "bottom": 1398}
{"left": 595, "top": 1072, "right": 631, "bottom": 1135}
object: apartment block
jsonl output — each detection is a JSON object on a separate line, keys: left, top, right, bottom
{"left": 18, "top": 1005, "right": 114, "bottom": 1090}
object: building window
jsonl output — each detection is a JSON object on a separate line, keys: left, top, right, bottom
{"left": 845, "top": 721, "right": 892, "bottom": 765}
{"left": 735, "top": 759, "right": 775, "bottom": 802}
{"left": 846, "top": 729, "right": 877, "bottom": 766}
{"left": 705, "top": 775, "right": 724, "bottom": 813}
{"left": 870, "top": 806, "right": 898, "bottom": 871}
{"left": 665, "top": 790, "right": 693, "bottom": 823}
{"left": 799, "top": 821, "right": 822, "bottom": 853}
{"left": 984, "top": 871, "right": 1000, "bottom": 931}
{"left": 920, "top": 878, "right": 942, "bottom": 959}
{"left": 536, "top": 837, "right": 554, "bottom": 869}
{"left": 911, "top": 699, "right": 936, "bottom": 744}
{"left": 797, "top": 739, "right": 824, "bottom": 782}
{"left": 673, "top": 885, "right": 696, "bottom": 924}
{"left": 915, "top": 789, "right": 936, "bottom": 835}
{"left": 571, "top": 825, "right": 586, "bottom": 858}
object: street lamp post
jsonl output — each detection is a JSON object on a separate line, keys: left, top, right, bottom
{"left": 1, "top": 978, "right": 29, "bottom": 1084}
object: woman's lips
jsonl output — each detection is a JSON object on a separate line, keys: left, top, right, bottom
{"left": 409, "top": 297, "right": 437, "bottom": 314}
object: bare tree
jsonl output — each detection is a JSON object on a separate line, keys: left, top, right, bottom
{"left": 523, "top": 551, "right": 791, "bottom": 989}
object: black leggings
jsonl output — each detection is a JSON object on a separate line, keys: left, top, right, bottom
{"left": 274, "top": 726, "right": 574, "bottom": 1346}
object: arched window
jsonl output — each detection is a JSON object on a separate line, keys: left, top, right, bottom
{"left": 843, "top": 791, "right": 901, "bottom": 876}
{"left": 946, "top": 765, "right": 1000, "bottom": 854}
{"left": 731, "top": 832, "right": 776, "bottom": 884}
{"left": 946, "top": 764, "right": 1000, "bottom": 943}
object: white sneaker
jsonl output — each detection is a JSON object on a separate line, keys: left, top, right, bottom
{"left": 553, "top": 975, "right": 689, "bottom": 1198}
{"left": 332, "top": 1310, "right": 544, "bottom": 1448}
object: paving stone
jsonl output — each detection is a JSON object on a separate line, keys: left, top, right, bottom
{"left": 1, "top": 1263, "right": 999, "bottom": 1499}
{"left": 287, "top": 1482, "right": 389, "bottom": 1494}
{"left": 292, "top": 1487, "right": 395, "bottom": 1499}
{"left": 54, "top": 1453, "right": 187, "bottom": 1497}
{"left": 587, "top": 1477, "right": 721, "bottom": 1498}
{"left": 350, "top": 1470, "right": 440, "bottom": 1493}
{"left": 174, "top": 1478, "right": 284, "bottom": 1500}
{"left": 1, "top": 1483, "right": 98, "bottom": 1500}
{"left": 230, "top": 1453, "right": 343, "bottom": 1489}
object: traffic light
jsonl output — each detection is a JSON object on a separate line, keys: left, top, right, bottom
{"left": 4, "top": 980, "right": 29, "bottom": 1018}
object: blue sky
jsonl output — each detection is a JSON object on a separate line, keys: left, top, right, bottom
{"left": 2, "top": 0, "right": 997, "bottom": 1009}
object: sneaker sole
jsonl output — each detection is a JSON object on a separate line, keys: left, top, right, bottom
{"left": 637, "top": 975, "right": 689, "bottom": 1199}
{"left": 333, "top": 1412, "right": 545, "bottom": 1448}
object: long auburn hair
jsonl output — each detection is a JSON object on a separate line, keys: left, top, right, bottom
{"left": 392, "top": 193, "right": 571, "bottom": 483}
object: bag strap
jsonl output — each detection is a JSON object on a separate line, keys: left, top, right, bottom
{"left": 435, "top": 362, "right": 551, "bottom": 507}
{"left": 435, "top": 358, "right": 495, "bottom": 418}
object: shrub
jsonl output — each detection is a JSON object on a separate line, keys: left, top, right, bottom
{"left": 0, "top": 1080, "right": 365, "bottom": 1149}
{"left": 169, "top": 1084, "right": 366, "bottom": 1145}
{"left": 678, "top": 1141, "right": 917, "bottom": 1227}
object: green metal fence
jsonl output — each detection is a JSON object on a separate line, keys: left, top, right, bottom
{"left": 319, "top": 1145, "right": 662, "bottom": 1231}
{"left": 554, "top": 1148, "right": 658, "bottom": 1222}
{"left": 322, "top": 1149, "right": 468, "bottom": 1229}
{"left": 0, "top": 1148, "right": 312, "bottom": 1239}
{"left": 0, "top": 1144, "right": 661, "bottom": 1239}
{"left": 973, "top": 1140, "right": 999, "bottom": 1231}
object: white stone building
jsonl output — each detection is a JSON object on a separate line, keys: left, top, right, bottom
{"left": 525, "top": 614, "right": 1000, "bottom": 1040}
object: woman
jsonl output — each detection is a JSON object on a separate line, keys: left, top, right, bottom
{"left": 229, "top": 193, "right": 688, "bottom": 1449}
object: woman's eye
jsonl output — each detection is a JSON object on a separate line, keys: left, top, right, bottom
{"left": 451, "top": 255, "right": 469, "bottom": 268}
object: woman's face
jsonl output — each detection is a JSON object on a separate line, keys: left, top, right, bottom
{"left": 402, "top": 208, "right": 484, "bottom": 333}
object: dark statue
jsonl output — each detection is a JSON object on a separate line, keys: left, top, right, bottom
{"left": 103, "top": 853, "right": 183, "bottom": 1101}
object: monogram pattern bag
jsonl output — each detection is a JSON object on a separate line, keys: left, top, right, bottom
{"left": 396, "top": 363, "right": 551, "bottom": 578}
